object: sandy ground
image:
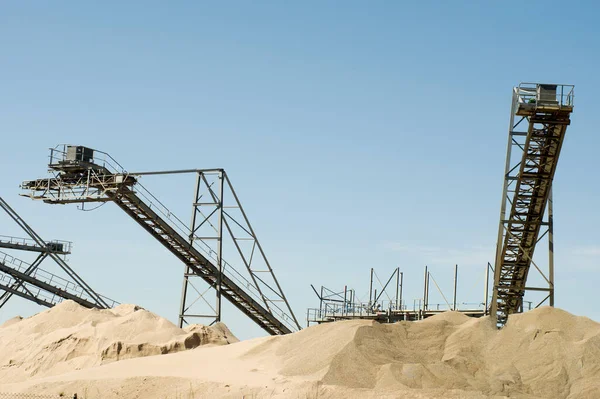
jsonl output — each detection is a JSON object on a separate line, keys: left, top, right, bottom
{"left": 1, "top": 301, "right": 600, "bottom": 398}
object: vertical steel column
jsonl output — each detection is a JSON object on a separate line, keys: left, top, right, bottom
{"left": 178, "top": 172, "right": 202, "bottom": 327}
{"left": 320, "top": 286, "right": 324, "bottom": 316}
{"left": 395, "top": 267, "right": 400, "bottom": 310}
{"left": 453, "top": 264, "right": 458, "bottom": 311}
{"left": 399, "top": 272, "right": 403, "bottom": 311}
{"left": 369, "top": 267, "right": 374, "bottom": 308}
{"left": 373, "top": 289, "right": 377, "bottom": 311}
{"left": 425, "top": 272, "right": 431, "bottom": 310}
{"left": 343, "top": 285, "right": 347, "bottom": 317}
{"left": 484, "top": 263, "right": 491, "bottom": 315}
{"left": 423, "top": 265, "right": 429, "bottom": 311}
{"left": 215, "top": 170, "right": 224, "bottom": 321}
{"left": 548, "top": 189, "right": 555, "bottom": 307}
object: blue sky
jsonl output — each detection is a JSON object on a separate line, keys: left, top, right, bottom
{"left": 1, "top": 2, "right": 600, "bottom": 339}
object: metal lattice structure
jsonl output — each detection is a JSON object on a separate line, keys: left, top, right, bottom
{"left": 492, "top": 83, "right": 574, "bottom": 326}
{"left": 308, "top": 265, "right": 486, "bottom": 326}
{"left": 21, "top": 145, "right": 300, "bottom": 335}
{"left": 0, "top": 197, "right": 116, "bottom": 309}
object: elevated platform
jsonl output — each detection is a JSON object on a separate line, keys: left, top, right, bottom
{"left": 307, "top": 307, "right": 486, "bottom": 325}
{"left": 0, "top": 235, "right": 71, "bottom": 255}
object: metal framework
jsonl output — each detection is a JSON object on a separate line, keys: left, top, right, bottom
{"left": 422, "top": 264, "right": 460, "bottom": 312}
{"left": 307, "top": 267, "right": 405, "bottom": 325}
{"left": 492, "top": 83, "right": 574, "bottom": 326}
{"left": 178, "top": 169, "right": 300, "bottom": 330}
{"left": 369, "top": 267, "right": 403, "bottom": 312}
{"left": 0, "top": 197, "right": 116, "bottom": 309}
{"left": 21, "top": 145, "right": 300, "bottom": 335}
{"left": 309, "top": 284, "right": 356, "bottom": 326}
{"left": 307, "top": 268, "right": 403, "bottom": 326}
{"left": 307, "top": 265, "right": 485, "bottom": 326}
{"left": 307, "top": 283, "right": 375, "bottom": 327}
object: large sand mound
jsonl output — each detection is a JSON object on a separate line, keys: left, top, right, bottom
{"left": 2, "top": 305, "right": 600, "bottom": 398}
{"left": 0, "top": 300, "right": 238, "bottom": 383}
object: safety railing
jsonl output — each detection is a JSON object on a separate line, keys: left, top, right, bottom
{"left": 0, "top": 251, "right": 118, "bottom": 308}
{"left": 516, "top": 83, "right": 574, "bottom": 107}
{"left": 414, "top": 301, "right": 486, "bottom": 312}
{"left": 0, "top": 271, "right": 64, "bottom": 306}
{"left": 307, "top": 300, "right": 401, "bottom": 321}
{"left": 48, "top": 144, "right": 128, "bottom": 176}
{"left": 0, "top": 235, "right": 72, "bottom": 254}
{"left": 307, "top": 299, "right": 488, "bottom": 324}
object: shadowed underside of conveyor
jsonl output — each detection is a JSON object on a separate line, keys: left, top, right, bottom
{"left": 21, "top": 147, "right": 300, "bottom": 335}
{"left": 492, "top": 83, "right": 574, "bottom": 326}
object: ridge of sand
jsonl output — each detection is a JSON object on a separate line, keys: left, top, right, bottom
{"left": 0, "top": 300, "right": 237, "bottom": 383}
{"left": 2, "top": 304, "right": 600, "bottom": 398}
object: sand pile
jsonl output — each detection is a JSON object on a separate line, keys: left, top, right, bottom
{"left": 2, "top": 305, "right": 600, "bottom": 398}
{"left": 0, "top": 300, "right": 238, "bottom": 383}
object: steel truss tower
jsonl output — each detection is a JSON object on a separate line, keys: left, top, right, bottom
{"left": 492, "top": 83, "right": 574, "bottom": 326}
{"left": 177, "top": 169, "right": 298, "bottom": 329}
{"left": 21, "top": 146, "right": 301, "bottom": 335}
{"left": 0, "top": 197, "right": 116, "bottom": 309}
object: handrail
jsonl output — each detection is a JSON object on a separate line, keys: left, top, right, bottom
{"left": 0, "top": 235, "right": 72, "bottom": 253}
{"left": 0, "top": 250, "right": 118, "bottom": 308}
{"left": 515, "top": 83, "right": 575, "bottom": 107}
{"left": 49, "top": 144, "right": 128, "bottom": 176}
{"left": 0, "top": 272, "right": 62, "bottom": 305}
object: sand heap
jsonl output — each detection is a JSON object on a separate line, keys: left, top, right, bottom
{"left": 0, "top": 300, "right": 237, "bottom": 383}
{"left": 2, "top": 305, "right": 600, "bottom": 398}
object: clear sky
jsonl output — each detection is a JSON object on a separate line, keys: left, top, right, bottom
{"left": 1, "top": 2, "right": 599, "bottom": 339}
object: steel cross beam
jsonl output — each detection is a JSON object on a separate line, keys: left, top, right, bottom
{"left": 492, "top": 83, "right": 573, "bottom": 326}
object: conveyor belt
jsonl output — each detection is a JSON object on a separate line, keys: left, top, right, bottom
{"left": 21, "top": 148, "right": 299, "bottom": 335}
{"left": 492, "top": 83, "right": 574, "bottom": 326}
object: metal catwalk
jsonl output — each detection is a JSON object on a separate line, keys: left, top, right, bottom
{"left": 21, "top": 146, "right": 300, "bottom": 335}
{"left": 0, "top": 251, "right": 117, "bottom": 309}
{"left": 492, "top": 83, "right": 574, "bottom": 326}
